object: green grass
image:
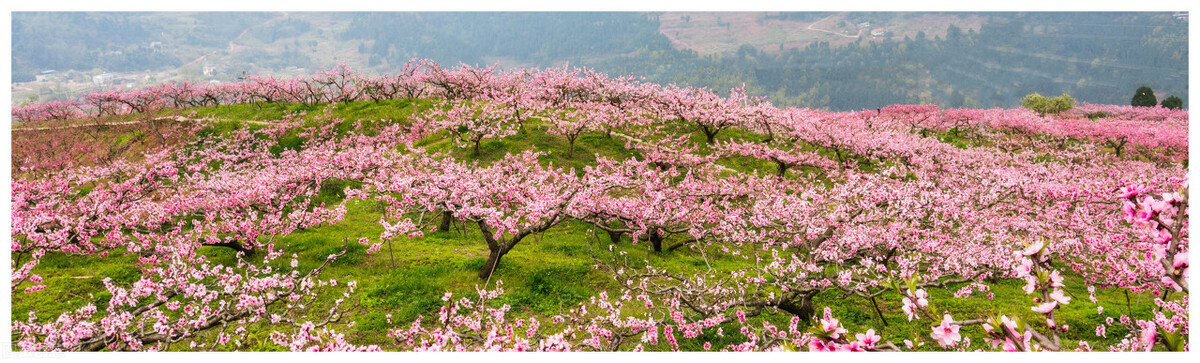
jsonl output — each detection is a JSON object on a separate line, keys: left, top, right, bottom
{"left": 813, "top": 275, "right": 1161, "bottom": 351}
{"left": 11, "top": 99, "right": 1186, "bottom": 351}
{"left": 15, "top": 197, "right": 1165, "bottom": 350}
{"left": 11, "top": 249, "right": 141, "bottom": 319}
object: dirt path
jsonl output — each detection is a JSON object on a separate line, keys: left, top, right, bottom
{"left": 806, "top": 15, "right": 861, "bottom": 39}
{"left": 12, "top": 116, "right": 274, "bottom": 132}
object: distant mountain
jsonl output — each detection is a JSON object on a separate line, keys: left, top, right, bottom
{"left": 11, "top": 12, "right": 1187, "bottom": 110}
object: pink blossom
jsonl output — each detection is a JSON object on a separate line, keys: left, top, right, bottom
{"left": 1049, "top": 289, "right": 1071, "bottom": 305}
{"left": 1021, "top": 240, "right": 1045, "bottom": 256}
{"left": 855, "top": 328, "right": 881, "bottom": 349}
{"left": 930, "top": 314, "right": 962, "bottom": 347}
{"left": 1031, "top": 301, "right": 1058, "bottom": 314}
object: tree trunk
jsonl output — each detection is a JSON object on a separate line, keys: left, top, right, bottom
{"left": 477, "top": 221, "right": 505, "bottom": 280}
{"left": 649, "top": 229, "right": 663, "bottom": 252}
{"left": 1113, "top": 139, "right": 1127, "bottom": 158}
{"left": 478, "top": 247, "right": 506, "bottom": 280}
{"left": 472, "top": 204, "right": 569, "bottom": 280}
{"left": 776, "top": 294, "right": 815, "bottom": 321}
{"left": 776, "top": 161, "right": 789, "bottom": 177}
{"left": 607, "top": 230, "right": 622, "bottom": 245}
{"left": 439, "top": 210, "right": 453, "bottom": 232}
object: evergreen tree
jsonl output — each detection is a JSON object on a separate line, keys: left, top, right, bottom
{"left": 1161, "top": 95, "right": 1183, "bottom": 110}
{"left": 1131, "top": 86, "right": 1158, "bottom": 107}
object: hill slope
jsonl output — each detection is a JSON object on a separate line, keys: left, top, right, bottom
{"left": 10, "top": 63, "right": 1190, "bottom": 352}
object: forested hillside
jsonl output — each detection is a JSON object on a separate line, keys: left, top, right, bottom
{"left": 12, "top": 12, "right": 1188, "bottom": 110}
{"left": 597, "top": 12, "right": 1188, "bottom": 110}
{"left": 11, "top": 13, "right": 183, "bottom": 76}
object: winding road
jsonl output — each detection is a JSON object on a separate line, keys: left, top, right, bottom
{"left": 806, "top": 15, "right": 862, "bottom": 39}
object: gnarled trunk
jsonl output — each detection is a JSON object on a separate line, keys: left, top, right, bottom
{"left": 478, "top": 247, "right": 507, "bottom": 280}
{"left": 777, "top": 293, "right": 815, "bottom": 321}
{"left": 701, "top": 127, "right": 719, "bottom": 144}
{"left": 477, "top": 221, "right": 506, "bottom": 280}
{"left": 607, "top": 229, "right": 623, "bottom": 245}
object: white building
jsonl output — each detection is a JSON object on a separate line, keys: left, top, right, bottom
{"left": 93, "top": 73, "right": 115, "bottom": 85}
{"left": 35, "top": 70, "right": 58, "bottom": 82}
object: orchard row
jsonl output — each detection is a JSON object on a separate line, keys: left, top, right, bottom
{"left": 10, "top": 61, "right": 1188, "bottom": 352}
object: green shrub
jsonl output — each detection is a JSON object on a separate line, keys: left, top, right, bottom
{"left": 1161, "top": 95, "right": 1183, "bottom": 110}
{"left": 1021, "top": 93, "right": 1075, "bottom": 116}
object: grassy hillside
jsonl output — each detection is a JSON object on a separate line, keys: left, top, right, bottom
{"left": 10, "top": 99, "right": 1170, "bottom": 351}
